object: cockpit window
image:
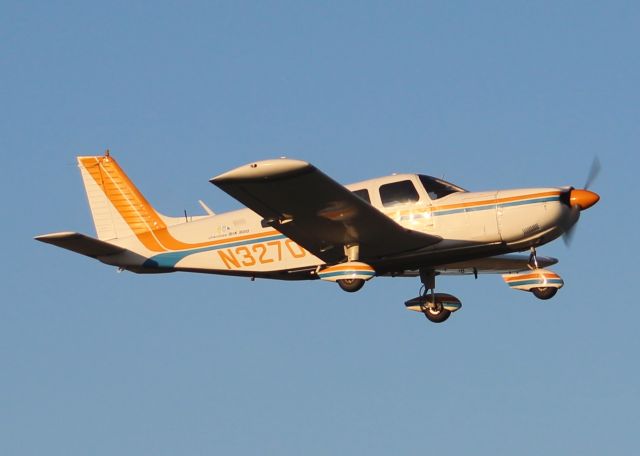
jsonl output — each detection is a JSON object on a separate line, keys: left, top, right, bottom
{"left": 380, "top": 180, "right": 420, "bottom": 207}
{"left": 418, "top": 174, "right": 465, "bottom": 200}
{"left": 352, "top": 189, "right": 371, "bottom": 204}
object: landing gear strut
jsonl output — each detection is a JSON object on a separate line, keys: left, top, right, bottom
{"left": 403, "top": 269, "right": 464, "bottom": 323}
{"left": 528, "top": 246, "right": 540, "bottom": 269}
{"left": 525, "top": 247, "right": 561, "bottom": 300}
{"left": 418, "top": 269, "right": 451, "bottom": 323}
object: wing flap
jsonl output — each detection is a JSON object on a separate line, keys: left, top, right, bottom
{"left": 211, "top": 159, "right": 440, "bottom": 262}
{"left": 34, "top": 232, "right": 126, "bottom": 258}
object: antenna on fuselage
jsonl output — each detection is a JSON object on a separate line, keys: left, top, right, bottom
{"left": 198, "top": 200, "right": 215, "bottom": 215}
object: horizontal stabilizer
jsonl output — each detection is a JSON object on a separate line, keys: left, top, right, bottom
{"left": 34, "top": 232, "right": 125, "bottom": 258}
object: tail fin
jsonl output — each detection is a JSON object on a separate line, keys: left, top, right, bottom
{"left": 77, "top": 153, "right": 168, "bottom": 242}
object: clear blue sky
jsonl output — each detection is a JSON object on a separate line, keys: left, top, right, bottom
{"left": 2, "top": 1, "right": 638, "bottom": 454}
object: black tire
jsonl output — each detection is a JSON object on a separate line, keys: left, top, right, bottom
{"left": 531, "top": 287, "right": 558, "bottom": 300}
{"left": 423, "top": 303, "right": 451, "bottom": 323}
{"left": 337, "top": 278, "right": 365, "bottom": 293}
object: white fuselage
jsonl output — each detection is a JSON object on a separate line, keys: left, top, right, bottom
{"left": 105, "top": 173, "right": 576, "bottom": 278}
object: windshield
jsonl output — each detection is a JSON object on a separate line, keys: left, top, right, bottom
{"left": 418, "top": 174, "right": 465, "bottom": 200}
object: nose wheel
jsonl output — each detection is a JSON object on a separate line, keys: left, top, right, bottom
{"left": 503, "top": 262, "right": 564, "bottom": 299}
{"left": 531, "top": 287, "right": 558, "bottom": 300}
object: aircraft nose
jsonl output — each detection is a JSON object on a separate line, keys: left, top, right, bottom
{"left": 569, "top": 189, "right": 600, "bottom": 210}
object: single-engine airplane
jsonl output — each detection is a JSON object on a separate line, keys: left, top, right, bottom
{"left": 36, "top": 152, "right": 600, "bottom": 323}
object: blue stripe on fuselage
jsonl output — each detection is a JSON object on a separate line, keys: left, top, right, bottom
{"left": 498, "top": 196, "right": 560, "bottom": 209}
{"left": 143, "top": 233, "right": 286, "bottom": 268}
{"left": 143, "top": 196, "right": 561, "bottom": 268}
{"left": 433, "top": 196, "right": 560, "bottom": 217}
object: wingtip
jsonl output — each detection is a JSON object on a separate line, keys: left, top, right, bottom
{"left": 538, "top": 255, "right": 559, "bottom": 267}
{"left": 211, "top": 158, "right": 312, "bottom": 183}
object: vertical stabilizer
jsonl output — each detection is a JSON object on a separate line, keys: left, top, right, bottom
{"left": 77, "top": 153, "right": 167, "bottom": 242}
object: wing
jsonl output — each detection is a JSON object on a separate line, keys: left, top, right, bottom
{"left": 376, "top": 254, "right": 558, "bottom": 277}
{"left": 437, "top": 254, "right": 558, "bottom": 275}
{"left": 211, "top": 159, "right": 441, "bottom": 263}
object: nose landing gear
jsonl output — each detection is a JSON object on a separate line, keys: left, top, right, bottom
{"left": 503, "top": 264, "right": 564, "bottom": 299}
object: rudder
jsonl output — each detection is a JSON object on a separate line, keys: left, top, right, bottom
{"left": 77, "top": 152, "right": 167, "bottom": 243}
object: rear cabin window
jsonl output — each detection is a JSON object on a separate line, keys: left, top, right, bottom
{"left": 380, "top": 180, "right": 420, "bottom": 207}
{"left": 352, "top": 189, "right": 371, "bottom": 203}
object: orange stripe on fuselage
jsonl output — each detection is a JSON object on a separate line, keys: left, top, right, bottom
{"left": 496, "top": 191, "right": 561, "bottom": 206}
{"left": 82, "top": 156, "right": 562, "bottom": 256}
{"left": 80, "top": 156, "right": 284, "bottom": 253}
{"left": 385, "top": 191, "right": 562, "bottom": 219}
{"left": 433, "top": 191, "right": 561, "bottom": 212}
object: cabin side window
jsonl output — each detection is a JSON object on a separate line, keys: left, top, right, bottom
{"left": 352, "top": 189, "right": 371, "bottom": 204}
{"left": 379, "top": 180, "right": 420, "bottom": 207}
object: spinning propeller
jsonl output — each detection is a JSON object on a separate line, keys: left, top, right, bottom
{"left": 561, "top": 157, "right": 601, "bottom": 246}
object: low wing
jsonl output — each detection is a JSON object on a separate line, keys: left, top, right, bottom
{"left": 376, "top": 254, "right": 558, "bottom": 277}
{"left": 211, "top": 159, "right": 441, "bottom": 263}
{"left": 437, "top": 254, "right": 558, "bottom": 275}
{"left": 34, "top": 232, "right": 125, "bottom": 258}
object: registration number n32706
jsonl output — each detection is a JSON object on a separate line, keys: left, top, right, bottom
{"left": 218, "top": 239, "right": 306, "bottom": 269}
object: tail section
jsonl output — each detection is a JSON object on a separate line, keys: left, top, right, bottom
{"left": 78, "top": 153, "right": 168, "bottom": 248}
{"left": 37, "top": 152, "right": 215, "bottom": 269}
{"left": 34, "top": 231, "right": 169, "bottom": 273}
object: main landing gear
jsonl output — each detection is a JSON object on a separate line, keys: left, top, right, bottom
{"left": 337, "top": 278, "right": 365, "bottom": 293}
{"left": 318, "top": 245, "right": 374, "bottom": 293}
{"left": 404, "top": 269, "right": 462, "bottom": 324}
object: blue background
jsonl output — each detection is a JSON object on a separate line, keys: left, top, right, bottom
{"left": 2, "top": 1, "right": 638, "bottom": 454}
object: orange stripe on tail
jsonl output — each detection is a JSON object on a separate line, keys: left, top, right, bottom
{"left": 78, "top": 154, "right": 271, "bottom": 253}
{"left": 78, "top": 156, "right": 167, "bottom": 251}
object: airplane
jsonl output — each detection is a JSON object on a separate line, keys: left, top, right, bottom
{"left": 35, "top": 152, "right": 600, "bottom": 323}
